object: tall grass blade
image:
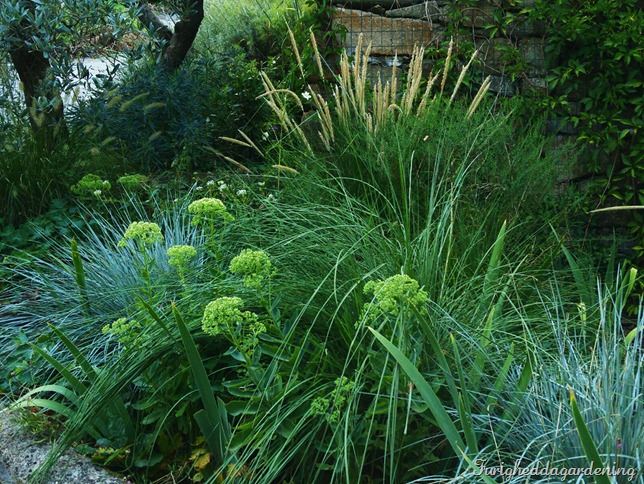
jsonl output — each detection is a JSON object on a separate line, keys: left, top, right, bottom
{"left": 481, "top": 221, "right": 506, "bottom": 309}
{"left": 138, "top": 297, "right": 178, "bottom": 342}
{"left": 70, "top": 238, "right": 91, "bottom": 315}
{"left": 367, "top": 326, "right": 466, "bottom": 457}
{"left": 171, "top": 302, "right": 229, "bottom": 469}
{"left": 552, "top": 226, "right": 592, "bottom": 305}
{"left": 30, "top": 344, "right": 88, "bottom": 395}
{"left": 616, "top": 267, "right": 638, "bottom": 312}
{"left": 49, "top": 325, "right": 98, "bottom": 382}
{"left": 48, "top": 325, "right": 134, "bottom": 439}
{"left": 450, "top": 334, "right": 478, "bottom": 454}
{"left": 471, "top": 305, "right": 496, "bottom": 388}
{"left": 569, "top": 388, "right": 611, "bottom": 484}
{"left": 487, "top": 348, "right": 534, "bottom": 450}
{"left": 483, "top": 343, "right": 514, "bottom": 412}
{"left": 25, "top": 348, "right": 108, "bottom": 438}
{"left": 415, "top": 310, "right": 459, "bottom": 406}
{"left": 13, "top": 384, "right": 79, "bottom": 406}
{"left": 11, "top": 398, "right": 75, "bottom": 419}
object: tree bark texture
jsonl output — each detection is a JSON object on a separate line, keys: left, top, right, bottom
{"left": 137, "top": 3, "right": 173, "bottom": 42}
{"left": 158, "top": 0, "right": 204, "bottom": 71}
{"left": 9, "top": 0, "right": 67, "bottom": 142}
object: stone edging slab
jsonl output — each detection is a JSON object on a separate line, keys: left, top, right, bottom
{"left": 0, "top": 410, "right": 127, "bottom": 484}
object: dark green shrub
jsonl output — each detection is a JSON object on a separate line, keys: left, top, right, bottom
{"left": 0, "top": 198, "right": 92, "bottom": 256}
{"left": 69, "top": 55, "right": 270, "bottom": 173}
{"left": 0, "top": 130, "right": 125, "bottom": 228}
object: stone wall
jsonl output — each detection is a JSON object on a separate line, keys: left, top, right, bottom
{"left": 332, "top": 0, "right": 546, "bottom": 96}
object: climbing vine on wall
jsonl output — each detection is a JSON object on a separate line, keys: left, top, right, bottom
{"left": 527, "top": 1, "right": 642, "bottom": 195}
{"left": 526, "top": 0, "right": 643, "bottom": 308}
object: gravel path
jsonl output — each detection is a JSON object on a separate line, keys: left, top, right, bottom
{"left": 0, "top": 410, "right": 127, "bottom": 484}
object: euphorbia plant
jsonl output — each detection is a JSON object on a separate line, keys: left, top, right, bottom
{"left": 229, "top": 248, "right": 278, "bottom": 317}
{"left": 117, "top": 221, "right": 164, "bottom": 301}
{"left": 187, "top": 197, "right": 234, "bottom": 263}
{"left": 167, "top": 244, "right": 197, "bottom": 287}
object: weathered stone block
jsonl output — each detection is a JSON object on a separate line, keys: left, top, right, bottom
{"left": 503, "top": 0, "right": 535, "bottom": 8}
{"left": 365, "top": 63, "right": 396, "bottom": 86}
{"left": 384, "top": 1, "right": 447, "bottom": 22}
{"left": 521, "top": 76, "right": 547, "bottom": 94}
{"left": 333, "top": 0, "right": 428, "bottom": 8}
{"left": 457, "top": 2, "right": 542, "bottom": 35}
{"left": 547, "top": 118, "right": 579, "bottom": 136}
{"left": 519, "top": 37, "right": 546, "bottom": 77}
{"left": 509, "top": 17, "right": 546, "bottom": 38}
{"left": 549, "top": 134, "right": 589, "bottom": 184}
{"left": 488, "top": 75, "right": 515, "bottom": 96}
{"left": 457, "top": 3, "right": 497, "bottom": 28}
{"left": 334, "top": 8, "right": 436, "bottom": 56}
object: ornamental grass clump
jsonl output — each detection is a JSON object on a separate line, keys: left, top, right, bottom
{"left": 249, "top": 31, "right": 564, "bottom": 257}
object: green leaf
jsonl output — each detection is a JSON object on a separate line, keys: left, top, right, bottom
{"left": 70, "top": 238, "right": 90, "bottom": 315}
{"left": 49, "top": 325, "right": 97, "bottom": 382}
{"left": 368, "top": 326, "right": 466, "bottom": 457}
{"left": 569, "top": 388, "right": 611, "bottom": 484}
{"left": 193, "top": 409, "right": 221, "bottom": 469}
{"left": 12, "top": 398, "right": 75, "bottom": 419}
{"left": 172, "top": 303, "right": 230, "bottom": 468}
{"left": 625, "top": 327, "right": 639, "bottom": 345}
{"left": 225, "top": 400, "right": 260, "bottom": 417}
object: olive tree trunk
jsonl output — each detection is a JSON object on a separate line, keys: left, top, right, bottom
{"left": 139, "top": 0, "right": 204, "bottom": 71}
{"left": 8, "top": 0, "right": 67, "bottom": 142}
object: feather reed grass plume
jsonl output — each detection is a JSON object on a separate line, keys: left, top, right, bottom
{"left": 219, "top": 129, "right": 263, "bottom": 158}
{"left": 450, "top": 48, "right": 479, "bottom": 105}
{"left": 256, "top": 33, "right": 489, "bottom": 149}
{"left": 467, "top": 76, "right": 492, "bottom": 118}
{"left": 310, "top": 29, "right": 325, "bottom": 80}
{"left": 288, "top": 25, "right": 305, "bottom": 79}
{"left": 258, "top": 71, "right": 311, "bottom": 152}
{"left": 401, "top": 45, "right": 425, "bottom": 115}
{"left": 440, "top": 37, "right": 454, "bottom": 96}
